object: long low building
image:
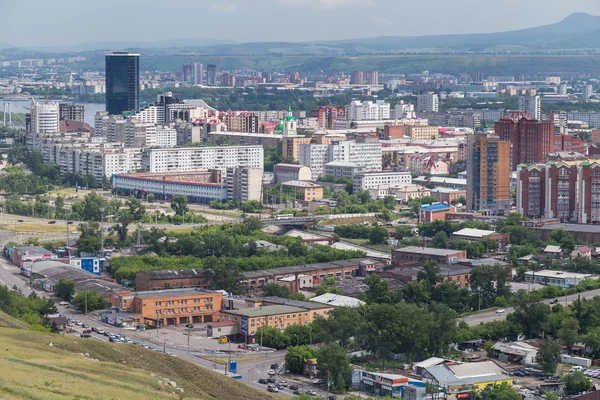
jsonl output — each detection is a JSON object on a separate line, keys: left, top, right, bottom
{"left": 391, "top": 246, "right": 467, "bottom": 267}
{"left": 242, "top": 258, "right": 383, "bottom": 294}
{"left": 112, "top": 170, "right": 227, "bottom": 203}
{"left": 524, "top": 270, "right": 593, "bottom": 288}
{"left": 423, "top": 361, "right": 512, "bottom": 395}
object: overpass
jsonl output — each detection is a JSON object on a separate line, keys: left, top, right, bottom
{"left": 259, "top": 217, "right": 316, "bottom": 226}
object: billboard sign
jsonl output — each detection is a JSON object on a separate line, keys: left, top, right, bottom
{"left": 241, "top": 318, "right": 248, "bottom": 334}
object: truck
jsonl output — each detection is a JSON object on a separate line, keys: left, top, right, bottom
{"left": 561, "top": 354, "right": 592, "bottom": 367}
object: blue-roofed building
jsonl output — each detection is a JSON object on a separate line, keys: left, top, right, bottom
{"left": 420, "top": 203, "right": 456, "bottom": 222}
{"left": 358, "top": 371, "right": 427, "bottom": 398}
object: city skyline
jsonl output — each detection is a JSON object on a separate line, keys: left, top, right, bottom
{"left": 2, "top": 0, "right": 600, "bottom": 47}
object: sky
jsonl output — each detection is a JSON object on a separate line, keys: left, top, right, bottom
{"left": 2, "top": 0, "right": 600, "bottom": 47}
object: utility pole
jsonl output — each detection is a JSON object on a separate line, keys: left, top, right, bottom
{"left": 85, "top": 290, "right": 88, "bottom": 315}
{"left": 156, "top": 310, "right": 160, "bottom": 338}
{"left": 65, "top": 207, "right": 70, "bottom": 251}
{"left": 100, "top": 207, "right": 105, "bottom": 256}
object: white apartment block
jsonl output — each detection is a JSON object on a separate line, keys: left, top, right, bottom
{"left": 106, "top": 117, "right": 126, "bottom": 142}
{"left": 132, "top": 105, "right": 159, "bottom": 124}
{"left": 273, "top": 164, "right": 312, "bottom": 183}
{"left": 346, "top": 100, "right": 390, "bottom": 121}
{"left": 175, "top": 122, "right": 202, "bottom": 146}
{"left": 392, "top": 102, "right": 416, "bottom": 119}
{"left": 324, "top": 162, "right": 365, "bottom": 179}
{"left": 146, "top": 126, "right": 177, "bottom": 148}
{"left": 352, "top": 171, "right": 412, "bottom": 193}
{"left": 141, "top": 146, "right": 264, "bottom": 175}
{"left": 416, "top": 93, "right": 439, "bottom": 112}
{"left": 226, "top": 167, "right": 263, "bottom": 203}
{"left": 519, "top": 95, "right": 541, "bottom": 121}
{"left": 30, "top": 100, "right": 59, "bottom": 133}
{"left": 124, "top": 120, "right": 156, "bottom": 148}
{"left": 299, "top": 141, "right": 382, "bottom": 180}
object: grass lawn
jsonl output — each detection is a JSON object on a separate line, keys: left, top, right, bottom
{"left": 0, "top": 222, "right": 77, "bottom": 234}
{"left": 0, "top": 321, "right": 277, "bottom": 400}
{"left": 343, "top": 238, "right": 392, "bottom": 252}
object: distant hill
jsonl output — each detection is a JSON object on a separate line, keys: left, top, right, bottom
{"left": 179, "top": 12, "right": 600, "bottom": 54}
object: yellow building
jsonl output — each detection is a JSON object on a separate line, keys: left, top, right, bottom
{"left": 407, "top": 126, "right": 439, "bottom": 140}
{"left": 423, "top": 361, "right": 512, "bottom": 395}
{"left": 283, "top": 136, "right": 312, "bottom": 161}
{"left": 281, "top": 180, "right": 324, "bottom": 201}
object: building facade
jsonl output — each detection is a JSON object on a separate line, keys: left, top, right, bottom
{"left": 226, "top": 167, "right": 263, "bottom": 203}
{"left": 273, "top": 164, "right": 312, "bottom": 183}
{"left": 416, "top": 93, "right": 439, "bottom": 112}
{"left": 105, "top": 52, "right": 140, "bottom": 115}
{"left": 466, "top": 134, "right": 511, "bottom": 214}
{"left": 30, "top": 100, "right": 59, "bottom": 133}
{"left": 299, "top": 141, "right": 382, "bottom": 180}
{"left": 352, "top": 171, "right": 412, "bottom": 192}
{"left": 495, "top": 118, "right": 555, "bottom": 170}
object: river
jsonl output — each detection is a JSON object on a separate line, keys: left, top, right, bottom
{"left": 1, "top": 98, "right": 105, "bottom": 126}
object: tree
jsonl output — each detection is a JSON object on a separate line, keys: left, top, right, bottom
{"left": 285, "top": 324, "right": 312, "bottom": 346}
{"left": 316, "top": 343, "right": 352, "bottom": 391}
{"left": 510, "top": 290, "right": 550, "bottom": 339}
{"left": 111, "top": 210, "right": 133, "bottom": 244}
{"left": 549, "top": 229, "right": 576, "bottom": 255}
{"left": 147, "top": 193, "right": 156, "bottom": 202}
{"left": 54, "top": 195, "right": 65, "bottom": 219}
{"left": 72, "top": 291, "right": 107, "bottom": 312}
{"left": 430, "top": 231, "right": 448, "bottom": 249}
{"left": 535, "top": 340, "right": 561, "bottom": 374}
{"left": 584, "top": 327, "right": 600, "bottom": 358}
{"left": 202, "top": 257, "right": 244, "bottom": 294}
{"left": 256, "top": 326, "right": 289, "bottom": 349}
{"left": 369, "top": 226, "right": 388, "bottom": 245}
{"left": 285, "top": 345, "right": 318, "bottom": 374}
{"left": 171, "top": 195, "right": 189, "bottom": 216}
{"left": 417, "top": 260, "right": 442, "bottom": 288}
{"left": 558, "top": 317, "right": 580, "bottom": 353}
{"left": 562, "top": 370, "right": 592, "bottom": 395}
{"left": 77, "top": 221, "right": 102, "bottom": 253}
{"left": 263, "top": 283, "right": 291, "bottom": 298}
{"left": 363, "top": 275, "right": 393, "bottom": 304}
{"left": 478, "top": 382, "right": 521, "bottom": 400}
{"left": 125, "top": 197, "right": 146, "bottom": 221}
{"left": 55, "top": 278, "right": 74, "bottom": 300}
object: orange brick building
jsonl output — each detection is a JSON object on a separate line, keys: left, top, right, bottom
{"left": 112, "top": 288, "right": 222, "bottom": 327}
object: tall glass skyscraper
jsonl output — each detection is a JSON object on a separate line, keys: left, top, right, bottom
{"left": 105, "top": 52, "right": 140, "bottom": 115}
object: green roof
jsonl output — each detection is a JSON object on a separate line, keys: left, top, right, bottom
{"left": 286, "top": 115, "right": 297, "bottom": 121}
{"left": 580, "top": 161, "right": 591, "bottom": 166}
{"left": 222, "top": 305, "right": 306, "bottom": 318}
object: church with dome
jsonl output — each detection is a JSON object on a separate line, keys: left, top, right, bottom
{"left": 275, "top": 107, "right": 297, "bottom": 136}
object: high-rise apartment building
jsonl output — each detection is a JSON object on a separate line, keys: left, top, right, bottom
{"left": 516, "top": 161, "right": 600, "bottom": 224}
{"left": 310, "top": 106, "right": 345, "bottom": 129}
{"left": 192, "top": 63, "right": 203, "bottom": 85}
{"left": 30, "top": 99, "right": 59, "bottom": 133}
{"left": 206, "top": 64, "right": 217, "bottom": 86}
{"left": 59, "top": 103, "right": 85, "bottom": 122}
{"left": 584, "top": 84, "right": 594, "bottom": 100}
{"left": 368, "top": 71, "right": 379, "bottom": 85}
{"left": 466, "top": 134, "right": 511, "bottom": 214}
{"left": 495, "top": 118, "right": 554, "bottom": 170}
{"left": 282, "top": 136, "right": 312, "bottom": 161}
{"left": 346, "top": 100, "right": 390, "bottom": 121}
{"left": 352, "top": 71, "right": 365, "bottom": 85}
{"left": 416, "top": 93, "right": 439, "bottom": 112}
{"left": 226, "top": 167, "right": 263, "bottom": 203}
{"left": 518, "top": 95, "right": 541, "bottom": 121}
{"left": 105, "top": 52, "right": 140, "bottom": 115}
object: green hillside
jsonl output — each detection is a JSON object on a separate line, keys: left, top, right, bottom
{"left": 0, "top": 323, "right": 276, "bottom": 400}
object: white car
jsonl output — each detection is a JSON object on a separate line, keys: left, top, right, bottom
{"left": 268, "top": 369, "right": 275, "bottom": 375}
{"left": 495, "top": 309, "right": 505, "bottom": 314}
{"left": 59, "top": 301, "right": 69, "bottom": 306}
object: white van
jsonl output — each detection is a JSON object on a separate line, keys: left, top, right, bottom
{"left": 571, "top": 366, "right": 584, "bottom": 372}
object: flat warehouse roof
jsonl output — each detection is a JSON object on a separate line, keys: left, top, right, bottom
{"left": 222, "top": 305, "right": 305, "bottom": 318}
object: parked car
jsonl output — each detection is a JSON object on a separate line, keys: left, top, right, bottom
{"left": 109, "top": 337, "right": 121, "bottom": 343}
{"left": 312, "top": 378, "right": 324, "bottom": 384}
{"left": 80, "top": 333, "right": 91, "bottom": 338}
{"left": 83, "top": 329, "right": 92, "bottom": 334}
{"left": 306, "top": 389, "right": 317, "bottom": 396}
{"left": 48, "top": 220, "right": 57, "bottom": 224}
{"left": 103, "top": 331, "right": 111, "bottom": 337}
{"left": 495, "top": 309, "right": 505, "bottom": 314}
{"left": 276, "top": 383, "right": 285, "bottom": 389}
{"left": 293, "top": 389, "right": 303, "bottom": 395}
{"left": 550, "top": 299, "right": 559, "bottom": 304}
{"left": 59, "top": 301, "right": 69, "bottom": 306}
{"left": 267, "top": 385, "right": 279, "bottom": 393}
{"left": 17, "top": 220, "right": 23, "bottom": 222}
{"left": 270, "top": 363, "right": 279, "bottom": 369}
{"left": 268, "top": 369, "right": 275, "bottom": 375}
{"left": 185, "top": 323, "right": 194, "bottom": 328}
{"left": 327, "top": 396, "right": 337, "bottom": 400}
{"left": 289, "top": 385, "right": 299, "bottom": 391}
{"left": 258, "top": 379, "right": 268, "bottom": 384}
{"left": 96, "top": 329, "right": 104, "bottom": 335}
{"left": 267, "top": 377, "right": 275, "bottom": 383}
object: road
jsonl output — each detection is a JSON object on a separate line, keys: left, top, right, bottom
{"left": 0, "top": 257, "right": 336, "bottom": 398}
{"left": 461, "top": 287, "right": 600, "bottom": 326}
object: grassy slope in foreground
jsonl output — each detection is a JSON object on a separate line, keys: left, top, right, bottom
{"left": 0, "top": 325, "right": 276, "bottom": 400}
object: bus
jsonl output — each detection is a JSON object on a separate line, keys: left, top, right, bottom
{"left": 275, "top": 214, "right": 294, "bottom": 220}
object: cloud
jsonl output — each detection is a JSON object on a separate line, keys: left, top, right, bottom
{"left": 211, "top": 3, "right": 237, "bottom": 13}
{"left": 277, "top": 0, "right": 370, "bottom": 9}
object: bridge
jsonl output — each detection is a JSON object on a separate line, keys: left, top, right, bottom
{"left": 259, "top": 217, "right": 316, "bottom": 226}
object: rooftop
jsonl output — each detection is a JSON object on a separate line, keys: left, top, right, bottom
{"left": 452, "top": 228, "right": 496, "bottom": 238}
{"left": 544, "top": 245, "right": 562, "bottom": 253}
{"left": 222, "top": 305, "right": 306, "bottom": 318}
{"left": 420, "top": 203, "right": 452, "bottom": 212}
{"left": 393, "top": 246, "right": 464, "bottom": 256}
{"left": 260, "top": 296, "right": 332, "bottom": 310}
{"left": 309, "top": 293, "right": 365, "bottom": 308}
{"left": 142, "top": 269, "right": 205, "bottom": 280}
{"left": 242, "top": 258, "right": 371, "bottom": 280}
{"left": 281, "top": 180, "right": 323, "bottom": 188}
{"left": 413, "top": 176, "right": 467, "bottom": 186}
{"left": 14, "top": 245, "right": 52, "bottom": 255}
{"left": 524, "top": 269, "right": 593, "bottom": 279}
{"left": 132, "top": 288, "right": 217, "bottom": 299}
{"left": 536, "top": 223, "right": 600, "bottom": 234}
{"left": 273, "top": 164, "right": 308, "bottom": 170}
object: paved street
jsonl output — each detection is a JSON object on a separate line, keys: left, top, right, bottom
{"left": 461, "top": 287, "right": 600, "bottom": 326}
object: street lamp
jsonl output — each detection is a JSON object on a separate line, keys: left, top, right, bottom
{"left": 65, "top": 207, "right": 70, "bottom": 254}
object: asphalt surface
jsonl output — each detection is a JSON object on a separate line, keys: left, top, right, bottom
{"left": 461, "top": 287, "right": 600, "bottom": 326}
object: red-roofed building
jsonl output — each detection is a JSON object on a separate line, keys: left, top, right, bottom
{"left": 207, "top": 321, "right": 239, "bottom": 337}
